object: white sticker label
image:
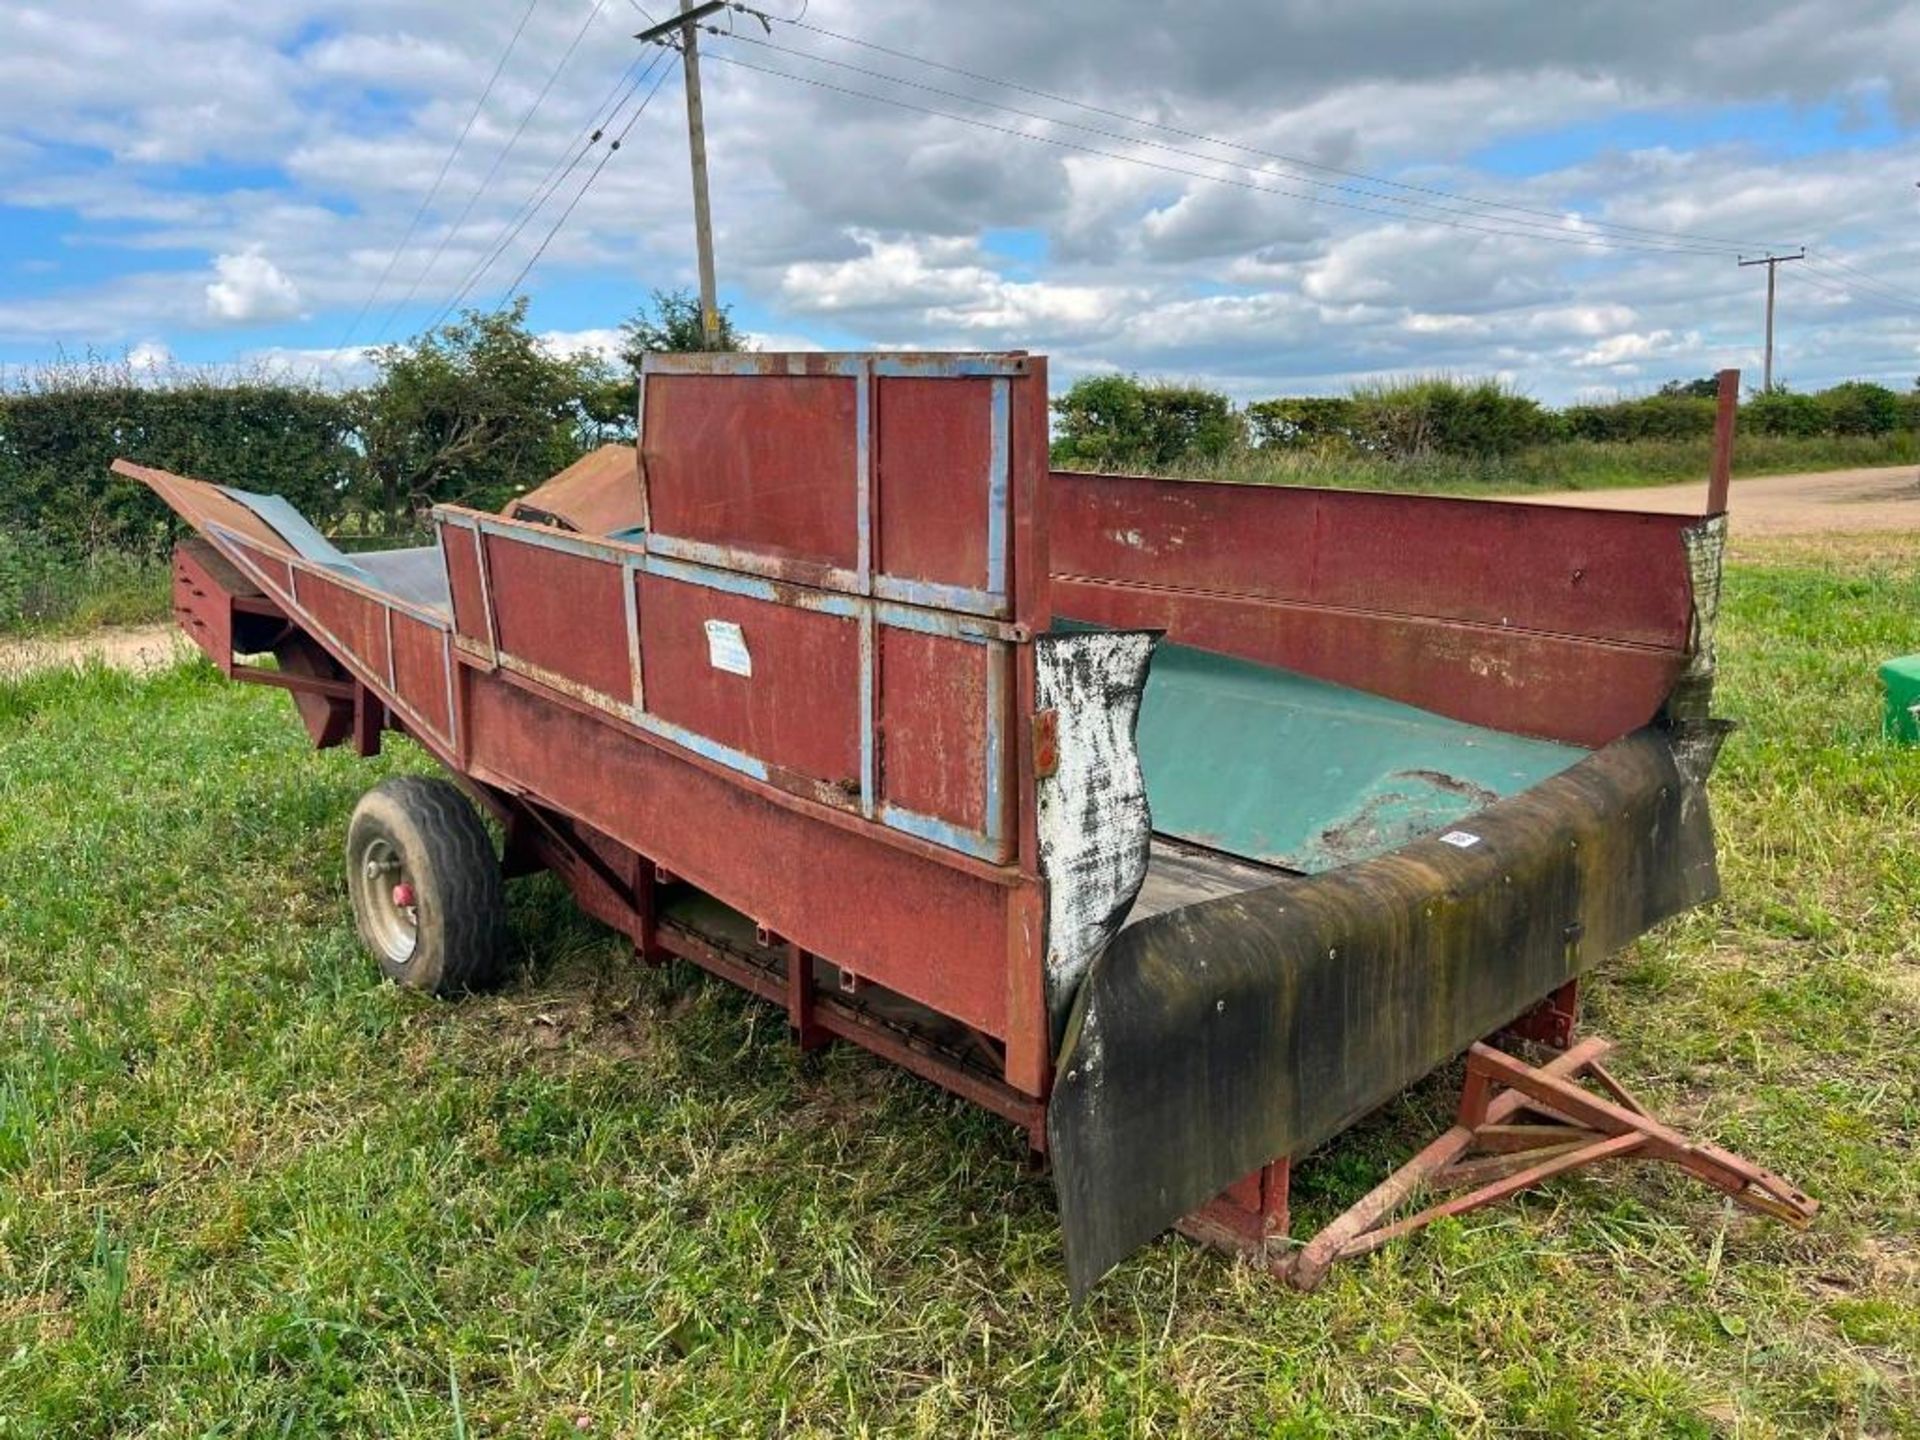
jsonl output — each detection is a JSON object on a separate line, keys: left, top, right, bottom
{"left": 1439, "top": 830, "right": 1482, "bottom": 849}
{"left": 703, "top": 619, "right": 752, "bottom": 677}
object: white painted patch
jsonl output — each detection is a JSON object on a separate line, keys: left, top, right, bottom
{"left": 1439, "top": 830, "right": 1482, "bottom": 848}
{"left": 704, "top": 619, "right": 752, "bottom": 677}
{"left": 1035, "top": 630, "right": 1157, "bottom": 1039}
{"left": 1680, "top": 513, "right": 1728, "bottom": 683}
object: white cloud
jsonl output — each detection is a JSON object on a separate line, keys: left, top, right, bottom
{"left": 205, "top": 249, "right": 303, "bottom": 324}
{"left": 127, "top": 339, "right": 172, "bottom": 371}
{"left": 1574, "top": 328, "right": 1680, "bottom": 368}
{"left": 1, "top": 0, "right": 1919, "bottom": 401}
{"left": 536, "top": 327, "right": 625, "bottom": 364}
{"left": 242, "top": 343, "right": 379, "bottom": 386}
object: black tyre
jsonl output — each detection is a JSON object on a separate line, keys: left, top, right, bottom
{"left": 345, "top": 776, "right": 506, "bottom": 996}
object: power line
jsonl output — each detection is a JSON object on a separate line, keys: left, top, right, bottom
{"left": 1795, "top": 259, "right": 1920, "bottom": 318}
{"left": 373, "top": 0, "right": 612, "bottom": 344}
{"left": 499, "top": 57, "right": 678, "bottom": 304}
{"left": 741, "top": 5, "right": 1796, "bottom": 256}
{"left": 337, "top": 0, "right": 543, "bottom": 352}
{"left": 712, "top": 26, "right": 1740, "bottom": 257}
{"left": 428, "top": 48, "right": 672, "bottom": 332}
{"left": 1803, "top": 252, "right": 1920, "bottom": 312}
{"left": 699, "top": 45, "right": 1749, "bottom": 257}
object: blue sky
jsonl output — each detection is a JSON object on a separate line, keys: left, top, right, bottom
{"left": 1, "top": 0, "right": 1917, "bottom": 401}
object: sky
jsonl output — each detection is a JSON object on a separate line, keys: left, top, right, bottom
{"left": 1, "top": 0, "right": 1918, "bottom": 403}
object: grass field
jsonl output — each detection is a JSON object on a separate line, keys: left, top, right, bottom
{"left": 1, "top": 537, "right": 1917, "bottom": 1437}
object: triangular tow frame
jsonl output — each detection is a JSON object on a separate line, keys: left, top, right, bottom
{"left": 1279, "top": 1036, "right": 1819, "bottom": 1291}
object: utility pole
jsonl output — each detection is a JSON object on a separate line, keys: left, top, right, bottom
{"left": 1736, "top": 249, "right": 1805, "bottom": 392}
{"left": 637, "top": 1, "right": 729, "bottom": 347}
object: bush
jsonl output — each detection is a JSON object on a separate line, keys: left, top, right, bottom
{"left": 1245, "top": 396, "right": 1358, "bottom": 452}
{"left": 1051, "top": 373, "right": 1243, "bottom": 470}
{"left": 1563, "top": 394, "right": 1719, "bottom": 443}
{"left": 1815, "top": 380, "right": 1903, "bottom": 436}
{"left": 1744, "top": 390, "right": 1827, "bottom": 438}
{"left": 0, "top": 530, "right": 169, "bottom": 635}
{"left": 0, "top": 360, "right": 362, "bottom": 555}
{"left": 1346, "top": 376, "right": 1559, "bottom": 459}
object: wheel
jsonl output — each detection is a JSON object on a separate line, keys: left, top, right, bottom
{"left": 345, "top": 776, "right": 506, "bottom": 996}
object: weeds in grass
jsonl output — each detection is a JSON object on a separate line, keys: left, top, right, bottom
{"left": 0, "top": 543, "right": 1916, "bottom": 1434}
{"left": 0, "top": 533, "right": 170, "bottom": 636}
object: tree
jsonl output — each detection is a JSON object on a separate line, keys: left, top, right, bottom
{"left": 1051, "top": 373, "right": 1242, "bottom": 470}
{"left": 618, "top": 287, "right": 744, "bottom": 370}
{"left": 355, "top": 300, "right": 617, "bottom": 530}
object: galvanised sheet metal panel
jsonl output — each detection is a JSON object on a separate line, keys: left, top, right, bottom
{"left": 1049, "top": 471, "right": 1699, "bottom": 650}
{"left": 1057, "top": 575, "right": 1687, "bottom": 749}
{"left": 638, "top": 568, "right": 865, "bottom": 801}
{"left": 1122, "top": 638, "right": 1586, "bottom": 873}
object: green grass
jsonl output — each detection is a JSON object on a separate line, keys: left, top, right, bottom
{"left": 1145, "top": 432, "right": 1918, "bottom": 496}
{"left": 1, "top": 542, "right": 1917, "bottom": 1436}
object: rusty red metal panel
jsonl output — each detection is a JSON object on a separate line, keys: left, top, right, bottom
{"left": 1011, "top": 358, "right": 1052, "bottom": 638}
{"left": 391, "top": 611, "right": 452, "bottom": 742}
{"left": 505, "top": 443, "right": 644, "bottom": 535}
{"left": 1056, "top": 575, "right": 1686, "bottom": 749}
{"left": 638, "top": 569, "right": 864, "bottom": 797}
{"left": 171, "top": 543, "right": 236, "bottom": 674}
{"left": 295, "top": 569, "right": 390, "bottom": 685}
{"left": 876, "top": 375, "right": 994, "bottom": 592}
{"left": 111, "top": 459, "right": 294, "bottom": 556}
{"left": 643, "top": 373, "right": 860, "bottom": 577}
{"left": 484, "top": 533, "right": 632, "bottom": 704}
{"left": 464, "top": 672, "right": 1024, "bottom": 1048}
{"left": 1049, "top": 473, "right": 1698, "bottom": 651}
{"left": 440, "top": 524, "right": 490, "bottom": 649}
{"left": 878, "top": 626, "right": 991, "bottom": 833}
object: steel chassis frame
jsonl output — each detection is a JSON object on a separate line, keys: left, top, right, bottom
{"left": 1177, "top": 986, "right": 1818, "bottom": 1288}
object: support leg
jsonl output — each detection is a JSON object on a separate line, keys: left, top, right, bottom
{"left": 1175, "top": 1158, "right": 1292, "bottom": 1273}
{"left": 1286, "top": 1037, "right": 1817, "bottom": 1291}
{"left": 785, "top": 940, "right": 830, "bottom": 1053}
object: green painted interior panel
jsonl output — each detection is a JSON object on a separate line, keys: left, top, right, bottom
{"left": 1076, "top": 630, "right": 1589, "bottom": 874}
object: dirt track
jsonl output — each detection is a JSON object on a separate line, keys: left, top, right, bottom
{"left": 1516, "top": 463, "right": 1920, "bottom": 536}
{"left": 0, "top": 623, "right": 188, "bottom": 681}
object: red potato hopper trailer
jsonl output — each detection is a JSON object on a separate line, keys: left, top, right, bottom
{"left": 119, "top": 352, "right": 1814, "bottom": 1297}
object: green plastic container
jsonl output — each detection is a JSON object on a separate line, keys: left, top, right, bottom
{"left": 1882, "top": 655, "right": 1920, "bottom": 746}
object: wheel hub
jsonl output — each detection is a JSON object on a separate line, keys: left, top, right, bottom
{"left": 356, "top": 837, "right": 418, "bottom": 964}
